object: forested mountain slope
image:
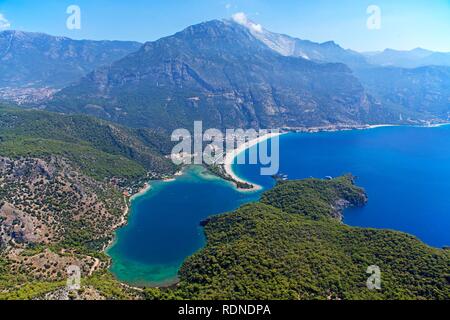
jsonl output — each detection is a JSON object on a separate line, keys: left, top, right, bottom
{"left": 49, "top": 20, "right": 396, "bottom": 130}
{"left": 0, "top": 106, "right": 176, "bottom": 299}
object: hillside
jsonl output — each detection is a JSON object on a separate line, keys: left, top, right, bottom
{"left": 0, "top": 106, "right": 176, "bottom": 299}
{"left": 0, "top": 106, "right": 176, "bottom": 182}
{"left": 48, "top": 20, "right": 397, "bottom": 131}
{"left": 0, "top": 30, "right": 141, "bottom": 89}
{"left": 354, "top": 65, "right": 450, "bottom": 121}
{"left": 0, "top": 30, "right": 141, "bottom": 104}
{"left": 146, "top": 176, "right": 450, "bottom": 300}
{"left": 0, "top": 154, "right": 142, "bottom": 300}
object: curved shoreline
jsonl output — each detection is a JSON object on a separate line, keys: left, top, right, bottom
{"left": 104, "top": 171, "right": 182, "bottom": 254}
{"left": 106, "top": 122, "right": 450, "bottom": 287}
{"left": 106, "top": 165, "right": 241, "bottom": 289}
{"left": 130, "top": 183, "right": 151, "bottom": 201}
{"left": 222, "top": 123, "right": 450, "bottom": 191}
{"left": 223, "top": 132, "right": 284, "bottom": 192}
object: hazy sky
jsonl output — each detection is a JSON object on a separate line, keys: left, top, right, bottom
{"left": 0, "top": 0, "right": 449, "bottom": 52}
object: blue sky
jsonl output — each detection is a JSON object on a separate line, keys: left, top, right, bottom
{"left": 0, "top": 0, "right": 449, "bottom": 52}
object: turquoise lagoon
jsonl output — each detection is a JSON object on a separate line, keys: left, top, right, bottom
{"left": 109, "top": 125, "right": 450, "bottom": 287}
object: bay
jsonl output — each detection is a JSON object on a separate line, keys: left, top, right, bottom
{"left": 109, "top": 125, "right": 450, "bottom": 287}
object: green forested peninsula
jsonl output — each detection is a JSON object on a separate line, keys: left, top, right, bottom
{"left": 148, "top": 177, "right": 450, "bottom": 300}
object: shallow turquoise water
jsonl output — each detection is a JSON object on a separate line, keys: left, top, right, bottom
{"left": 109, "top": 126, "right": 450, "bottom": 287}
{"left": 107, "top": 166, "right": 261, "bottom": 287}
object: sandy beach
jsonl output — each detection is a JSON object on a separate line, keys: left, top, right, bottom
{"left": 162, "top": 170, "right": 184, "bottom": 183}
{"left": 130, "top": 183, "right": 152, "bottom": 201}
{"left": 365, "top": 124, "right": 398, "bottom": 129}
{"left": 223, "top": 131, "right": 284, "bottom": 191}
{"left": 366, "top": 123, "right": 450, "bottom": 130}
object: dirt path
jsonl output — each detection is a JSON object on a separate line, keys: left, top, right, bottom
{"left": 88, "top": 258, "right": 101, "bottom": 276}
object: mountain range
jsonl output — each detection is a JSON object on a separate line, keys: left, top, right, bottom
{"left": 1, "top": 19, "right": 449, "bottom": 130}
{"left": 0, "top": 30, "right": 141, "bottom": 89}
{"left": 49, "top": 20, "right": 388, "bottom": 130}
{"left": 241, "top": 21, "right": 450, "bottom": 123}
{"left": 364, "top": 48, "right": 450, "bottom": 68}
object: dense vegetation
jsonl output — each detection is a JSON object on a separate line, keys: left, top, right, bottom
{"left": 207, "top": 165, "right": 254, "bottom": 190}
{"left": 0, "top": 105, "right": 177, "bottom": 300}
{"left": 0, "top": 265, "right": 139, "bottom": 300}
{"left": 146, "top": 177, "right": 449, "bottom": 300}
{"left": 0, "top": 105, "right": 177, "bottom": 182}
{"left": 261, "top": 175, "right": 367, "bottom": 220}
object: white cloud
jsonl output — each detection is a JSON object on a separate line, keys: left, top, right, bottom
{"left": 232, "top": 12, "right": 248, "bottom": 25}
{"left": 231, "top": 12, "right": 263, "bottom": 33}
{"left": 225, "top": 3, "right": 232, "bottom": 10}
{"left": 0, "top": 13, "right": 11, "bottom": 30}
{"left": 250, "top": 23, "right": 263, "bottom": 33}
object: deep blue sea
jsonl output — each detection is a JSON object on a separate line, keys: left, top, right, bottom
{"left": 109, "top": 125, "right": 450, "bottom": 287}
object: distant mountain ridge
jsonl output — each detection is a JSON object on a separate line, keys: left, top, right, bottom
{"left": 364, "top": 48, "right": 450, "bottom": 68}
{"left": 243, "top": 23, "right": 369, "bottom": 69}
{"left": 0, "top": 30, "right": 142, "bottom": 89}
{"left": 234, "top": 20, "right": 450, "bottom": 123}
{"left": 240, "top": 19, "right": 450, "bottom": 69}
{"left": 354, "top": 64, "right": 450, "bottom": 120}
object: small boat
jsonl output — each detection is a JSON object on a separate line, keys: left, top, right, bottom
{"left": 273, "top": 173, "right": 289, "bottom": 181}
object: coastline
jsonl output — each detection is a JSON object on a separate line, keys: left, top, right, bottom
{"left": 162, "top": 170, "right": 183, "bottom": 183}
{"left": 102, "top": 197, "right": 133, "bottom": 253}
{"left": 220, "top": 122, "right": 450, "bottom": 191}
{"left": 130, "top": 183, "right": 151, "bottom": 201}
{"left": 288, "top": 123, "right": 397, "bottom": 133}
{"left": 106, "top": 121, "right": 450, "bottom": 250}
{"left": 101, "top": 169, "right": 187, "bottom": 291}
{"left": 287, "top": 122, "right": 450, "bottom": 133}
{"left": 104, "top": 168, "right": 184, "bottom": 249}
{"left": 102, "top": 122, "right": 450, "bottom": 289}
{"left": 103, "top": 171, "right": 182, "bottom": 254}
{"left": 223, "top": 131, "right": 285, "bottom": 192}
